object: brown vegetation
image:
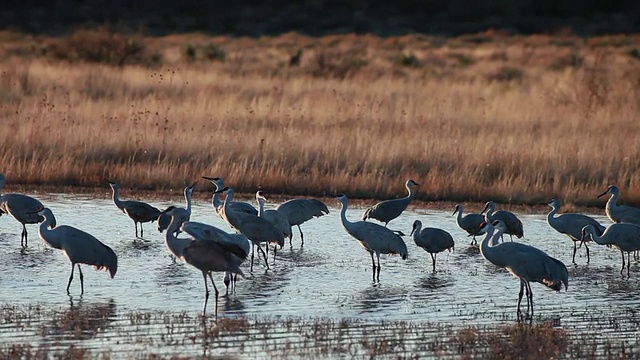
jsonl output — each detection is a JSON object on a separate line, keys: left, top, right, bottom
{"left": 1, "top": 29, "right": 639, "bottom": 206}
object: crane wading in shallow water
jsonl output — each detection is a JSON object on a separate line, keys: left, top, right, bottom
{"left": 107, "top": 180, "right": 161, "bottom": 238}
{"left": 202, "top": 176, "right": 258, "bottom": 218}
{"left": 35, "top": 207, "right": 117, "bottom": 294}
{"left": 581, "top": 223, "right": 640, "bottom": 276}
{"left": 255, "top": 191, "right": 292, "bottom": 242}
{"left": 478, "top": 220, "right": 568, "bottom": 320}
{"left": 0, "top": 173, "right": 56, "bottom": 247}
{"left": 546, "top": 198, "right": 605, "bottom": 264}
{"left": 163, "top": 206, "right": 249, "bottom": 315}
{"left": 157, "top": 182, "right": 197, "bottom": 234}
{"left": 452, "top": 203, "right": 484, "bottom": 246}
{"left": 335, "top": 193, "right": 408, "bottom": 283}
{"left": 481, "top": 201, "right": 524, "bottom": 242}
{"left": 362, "top": 179, "right": 419, "bottom": 233}
{"left": 275, "top": 196, "right": 329, "bottom": 245}
{"left": 410, "top": 220, "right": 454, "bottom": 272}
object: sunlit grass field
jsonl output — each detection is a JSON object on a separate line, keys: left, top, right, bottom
{"left": 1, "top": 29, "right": 639, "bottom": 207}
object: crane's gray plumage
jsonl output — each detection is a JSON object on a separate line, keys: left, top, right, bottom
{"left": 481, "top": 201, "right": 524, "bottom": 241}
{"left": 581, "top": 223, "right": 640, "bottom": 276}
{"left": 452, "top": 203, "right": 484, "bottom": 245}
{"left": 336, "top": 193, "right": 408, "bottom": 282}
{"left": 598, "top": 185, "right": 640, "bottom": 226}
{"left": 362, "top": 179, "right": 419, "bottom": 227}
{"left": 163, "top": 207, "right": 249, "bottom": 315}
{"left": 107, "top": 180, "right": 161, "bottom": 238}
{"left": 217, "top": 186, "right": 285, "bottom": 271}
{"left": 157, "top": 182, "right": 196, "bottom": 234}
{"left": 36, "top": 207, "right": 117, "bottom": 294}
{"left": 547, "top": 198, "right": 605, "bottom": 264}
{"left": 410, "top": 220, "right": 454, "bottom": 272}
{"left": 276, "top": 197, "right": 329, "bottom": 245}
{"left": 479, "top": 220, "right": 568, "bottom": 320}
{"left": 0, "top": 173, "right": 55, "bottom": 247}
{"left": 255, "top": 191, "right": 292, "bottom": 241}
{"left": 202, "top": 176, "right": 258, "bottom": 217}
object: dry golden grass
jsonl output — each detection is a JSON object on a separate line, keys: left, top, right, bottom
{"left": 1, "top": 30, "right": 640, "bottom": 206}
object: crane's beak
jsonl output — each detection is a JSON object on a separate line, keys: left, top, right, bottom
{"left": 202, "top": 176, "right": 216, "bottom": 181}
{"left": 597, "top": 190, "right": 608, "bottom": 198}
{"left": 190, "top": 181, "right": 197, "bottom": 189}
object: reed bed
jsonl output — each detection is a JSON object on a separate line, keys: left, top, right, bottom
{"left": 1, "top": 30, "right": 639, "bottom": 206}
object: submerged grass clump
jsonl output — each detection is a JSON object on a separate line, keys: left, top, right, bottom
{"left": 0, "top": 303, "right": 639, "bottom": 358}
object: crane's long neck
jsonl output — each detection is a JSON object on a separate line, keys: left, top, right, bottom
{"left": 111, "top": 187, "right": 124, "bottom": 211}
{"left": 479, "top": 226, "right": 498, "bottom": 260}
{"left": 484, "top": 204, "right": 496, "bottom": 222}
{"left": 586, "top": 226, "right": 608, "bottom": 246}
{"left": 184, "top": 190, "right": 192, "bottom": 214}
{"left": 165, "top": 215, "right": 190, "bottom": 258}
{"left": 38, "top": 212, "right": 62, "bottom": 250}
{"left": 405, "top": 183, "right": 415, "bottom": 200}
{"left": 412, "top": 222, "right": 422, "bottom": 241}
{"left": 607, "top": 191, "right": 619, "bottom": 210}
{"left": 212, "top": 184, "right": 223, "bottom": 209}
{"left": 338, "top": 199, "right": 353, "bottom": 231}
{"left": 455, "top": 207, "right": 464, "bottom": 223}
{"left": 546, "top": 205, "right": 559, "bottom": 223}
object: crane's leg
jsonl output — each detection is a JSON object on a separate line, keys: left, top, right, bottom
{"left": 257, "top": 245, "right": 270, "bottom": 270}
{"left": 620, "top": 251, "right": 626, "bottom": 276}
{"left": 516, "top": 280, "right": 524, "bottom": 318}
{"left": 223, "top": 272, "right": 230, "bottom": 296}
{"left": 208, "top": 273, "right": 219, "bottom": 316}
{"left": 250, "top": 245, "right": 255, "bottom": 272}
{"left": 370, "top": 252, "right": 376, "bottom": 283}
{"left": 202, "top": 272, "right": 210, "bottom": 315}
{"left": 21, "top": 224, "right": 28, "bottom": 247}
{"left": 585, "top": 243, "right": 590, "bottom": 263}
{"left": 430, "top": 253, "right": 436, "bottom": 272}
{"left": 297, "top": 225, "right": 304, "bottom": 245}
{"left": 273, "top": 244, "right": 277, "bottom": 264}
{"left": 526, "top": 281, "right": 534, "bottom": 319}
{"left": 133, "top": 221, "right": 139, "bottom": 238}
{"left": 66, "top": 263, "right": 75, "bottom": 295}
{"left": 140, "top": 223, "right": 145, "bottom": 237}
{"left": 376, "top": 252, "right": 381, "bottom": 282}
{"left": 572, "top": 242, "right": 578, "bottom": 264}
{"left": 628, "top": 252, "right": 631, "bottom": 277}
{"left": 77, "top": 265, "right": 84, "bottom": 295}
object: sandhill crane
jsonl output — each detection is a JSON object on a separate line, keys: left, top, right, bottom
{"left": 452, "top": 203, "right": 484, "bottom": 245}
{"left": 598, "top": 185, "right": 640, "bottom": 226}
{"left": 0, "top": 174, "right": 56, "bottom": 247}
{"left": 581, "top": 223, "right": 640, "bottom": 276}
{"left": 107, "top": 180, "right": 161, "bottom": 238}
{"left": 157, "top": 182, "right": 197, "bottom": 234}
{"left": 410, "top": 220, "right": 454, "bottom": 272}
{"left": 255, "top": 191, "right": 292, "bottom": 241}
{"left": 35, "top": 207, "right": 117, "bottom": 294}
{"left": 478, "top": 220, "right": 568, "bottom": 320}
{"left": 202, "top": 176, "right": 258, "bottom": 217}
{"left": 546, "top": 198, "right": 606, "bottom": 264}
{"left": 275, "top": 197, "right": 329, "bottom": 245}
{"left": 162, "top": 207, "right": 248, "bottom": 315}
{"left": 217, "top": 186, "right": 284, "bottom": 271}
{"left": 335, "top": 193, "right": 408, "bottom": 282}
{"left": 362, "top": 179, "right": 419, "bottom": 230}
{"left": 481, "top": 201, "right": 524, "bottom": 242}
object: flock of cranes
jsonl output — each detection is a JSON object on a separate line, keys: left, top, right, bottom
{"left": 2, "top": 172, "right": 640, "bottom": 319}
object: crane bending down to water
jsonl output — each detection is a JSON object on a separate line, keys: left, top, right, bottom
{"left": 202, "top": 176, "right": 258, "bottom": 218}
{"left": 255, "top": 191, "right": 292, "bottom": 242}
{"left": 275, "top": 196, "right": 329, "bottom": 245}
{"left": 336, "top": 193, "right": 408, "bottom": 282}
{"left": 581, "top": 223, "right": 640, "bottom": 276}
{"left": 410, "top": 220, "right": 454, "bottom": 272}
{"left": 36, "top": 207, "right": 117, "bottom": 294}
{"left": 481, "top": 201, "right": 524, "bottom": 242}
{"left": 107, "top": 180, "right": 161, "bottom": 238}
{"left": 598, "top": 185, "right": 640, "bottom": 226}
{"left": 362, "top": 179, "right": 419, "bottom": 230}
{"left": 217, "top": 187, "right": 284, "bottom": 271}
{"left": 546, "top": 199, "right": 605, "bottom": 264}
{"left": 478, "top": 220, "right": 568, "bottom": 320}
{"left": 157, "top": 182, "right": 197, "bottom": 234}
{"left": 0, "top": 173, "right": 55, "bottom": 247}
{"left": 163, "top": 207, "right": 248, "bottom": 315}
{"left": 452, "top": 203, "right": 484, "bottom": 245}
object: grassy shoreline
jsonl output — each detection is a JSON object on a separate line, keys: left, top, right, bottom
{"left": 1, "top": 30, "right": 639, "bottom": 208}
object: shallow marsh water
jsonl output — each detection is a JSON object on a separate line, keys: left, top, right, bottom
{"left": 0, "top": 193, "right": 639, "bottom": 358}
